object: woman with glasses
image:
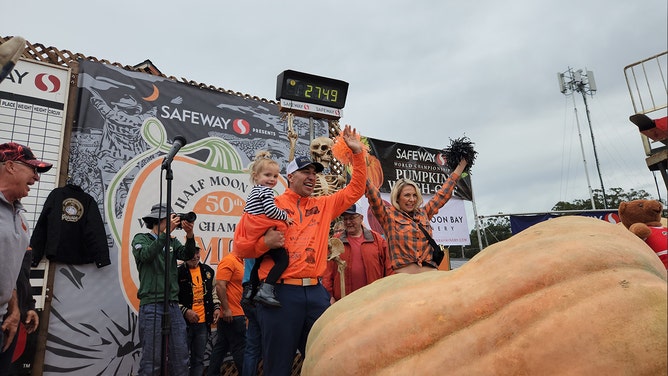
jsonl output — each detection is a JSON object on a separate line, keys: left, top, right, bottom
{"left": 365, "top": 158, "right": 467, "bottom": 274}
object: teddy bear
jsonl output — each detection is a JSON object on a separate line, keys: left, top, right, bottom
{"left": 618, "top": 199, "right": 667, "bottom": 269}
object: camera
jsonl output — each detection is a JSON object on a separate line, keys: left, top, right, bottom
{"left": 176, "top": 211, "right": 197, "bottom": 228}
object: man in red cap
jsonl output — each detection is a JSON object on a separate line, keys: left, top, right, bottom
{"left": 0, "top": 142, "right": 52, "bottom": 369}
{"left": 322, "top": 203, "right": 393, "bottom": 303}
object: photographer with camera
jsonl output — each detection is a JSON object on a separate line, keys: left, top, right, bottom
{"left": 176, "top": 211, "right": 197, "bottom": 226}
{"left": 131, "top": 203, "right": 197, "bottom": 376}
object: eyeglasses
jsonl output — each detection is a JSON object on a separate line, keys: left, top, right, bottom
{"left": 13, "top": 160, "right": 39, "bottom": 175}
{"left": 342, "top": 215, "right": 360, "bottom": 222}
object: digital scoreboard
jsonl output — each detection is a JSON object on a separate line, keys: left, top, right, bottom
{"left": 276, "top": 70, "right": 349, "bottom": 109}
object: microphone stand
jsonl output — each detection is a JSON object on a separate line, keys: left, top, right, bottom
{"left": 160, "top": 163, "right": 174, "bottom": 376}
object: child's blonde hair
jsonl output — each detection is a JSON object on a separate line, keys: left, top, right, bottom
{"left": 249, "top": 150, "right": 279, "bottom": 184}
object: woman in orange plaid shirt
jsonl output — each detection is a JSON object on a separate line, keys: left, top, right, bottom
{"left": 365, "top": 158, "right": 467, "bottom": 274}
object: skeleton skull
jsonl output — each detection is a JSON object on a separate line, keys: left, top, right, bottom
{"left": 310, "top": 137, "right": 333, "bottom": 169}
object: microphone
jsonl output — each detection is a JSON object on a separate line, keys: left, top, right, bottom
{"left": 161, "top": 135, "right": 187, "bottom": 169}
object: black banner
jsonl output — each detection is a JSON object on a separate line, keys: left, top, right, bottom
{"left": 365, "top": 137, "right": 473, "bottom": 200}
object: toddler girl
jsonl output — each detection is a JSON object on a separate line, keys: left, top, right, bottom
{"left": 241, "top": 151, "right": 292, "bottom": 307}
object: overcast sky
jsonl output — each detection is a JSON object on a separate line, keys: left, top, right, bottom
{"left": 4, "top": 0, "right": 667, "bottom": 225}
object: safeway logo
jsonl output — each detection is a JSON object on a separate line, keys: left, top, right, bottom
{"left": 34, "top": 73, "right": 61, "bottom": 93}
{"left": 232, "top": 119, "right": 251, "bottom": 135}
{"left": 435, "top": 153, "right": 447, "bottom": 166}
{"left": 603, "top": 212, "right": 621, "bottom": 224}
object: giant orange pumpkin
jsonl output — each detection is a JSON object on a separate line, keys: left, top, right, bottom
{"left": 303, "top": 216, "right": 668, "bottom": 375}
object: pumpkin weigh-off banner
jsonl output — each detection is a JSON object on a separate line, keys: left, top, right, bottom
{"left": 365, "top": 137, "right": 473, "bottom": 200}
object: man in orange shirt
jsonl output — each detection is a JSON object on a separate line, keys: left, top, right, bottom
{"left": 207, "top": 251, "right": 245, "bottom": 375}
{"left": 234, "top": 125, "right": 367, "bottom": 375}
{"left": 177, "top": 248, "right": 220, "bottom": 376}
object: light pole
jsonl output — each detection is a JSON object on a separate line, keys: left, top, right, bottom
{"left": 558, "top": 68, "right": 608, "bottom": 209}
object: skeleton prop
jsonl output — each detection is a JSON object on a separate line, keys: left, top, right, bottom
{"left": 310, "top": 136, "right": 346, "bottom": 196}
{"left": 328, "top": 237, "right": 346, "bottom": 298}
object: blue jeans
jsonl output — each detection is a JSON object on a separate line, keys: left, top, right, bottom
{"left": 0, "top": 320, "right": 19, "bottom": 376}
{"left": 0, "top": 320, "right": 10, "bottom": 374}
{"left": 187, "top": 322, "right": 209, "bottom": 376}
{"left": 241, "top": 300, "right": 262, "bottom": 376}
{"left": 207, "top": 316, "right": 246, "bottom": 376}
{"left": 257, "top": 283, "right": 330, "bottom": 376}
{"left": 138, "top": 302, "right": 189, "bottom": 376}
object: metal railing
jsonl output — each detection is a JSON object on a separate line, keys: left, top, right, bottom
{"left": 624, "top": 51, "right": 668, "bottom": 191}
{"left": 624, "top": 51, "right": 667, "bottom": 115}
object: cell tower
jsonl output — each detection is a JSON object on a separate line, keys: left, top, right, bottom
{"left": 558, "top": 68, "right": 607, "bottom": 209}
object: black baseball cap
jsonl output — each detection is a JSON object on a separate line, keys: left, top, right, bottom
{"left": 286, "top": 156, "right": 324, "bottom": 175}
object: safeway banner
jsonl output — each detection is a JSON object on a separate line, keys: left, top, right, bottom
{"left": 365, "top": 137, "right": 473, "bottom": 200}
{"left": 509, "top": 210, "right": 621, "bottom": 234}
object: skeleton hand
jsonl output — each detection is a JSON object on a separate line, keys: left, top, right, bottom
{"left": 288, "top": 128, "right": 298, "bottom": 144}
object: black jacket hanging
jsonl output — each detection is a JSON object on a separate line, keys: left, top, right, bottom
{"left": 30, "top": 184, "right": 110, "bottom": 268}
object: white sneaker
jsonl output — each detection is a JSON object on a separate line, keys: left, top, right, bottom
{"left": 0, "top": 36, "right": 26, "bottom": 82}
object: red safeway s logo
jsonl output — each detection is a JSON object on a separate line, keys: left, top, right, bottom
{"left": 603, "top": 212, "right": 621, "bottom": 224}
{"left": 435, "top": 153, "right": 447, "bottom": 166}
{"left": 34, "top": 73, "right": 61, "bottom": 93}
{"left": 232, "top": 119, "right": 251, "bottom": 135}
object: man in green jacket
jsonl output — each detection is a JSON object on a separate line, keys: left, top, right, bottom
{"left": 132, "top": 203, "right": 196, "bottom": 376}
